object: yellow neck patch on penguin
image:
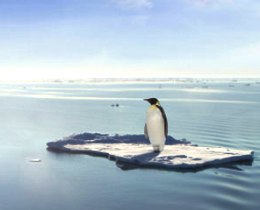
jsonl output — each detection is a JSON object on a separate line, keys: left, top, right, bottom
{"left": 149, "top": 102, "right": 160, "bottom": 110}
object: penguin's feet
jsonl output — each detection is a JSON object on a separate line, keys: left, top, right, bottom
{"left": 153, "top": 145, "right": 160, "bottom": 153}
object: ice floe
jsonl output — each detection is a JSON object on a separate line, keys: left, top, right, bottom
{"left": 47, "top": 133, "right": 254, "bottom": 171}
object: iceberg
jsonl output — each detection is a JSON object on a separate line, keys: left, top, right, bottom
{"left": 47, "top": 133, "right": 254, "bottom": 171}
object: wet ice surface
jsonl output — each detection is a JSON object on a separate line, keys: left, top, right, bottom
{"left": 47, "top": 133, "right": 254, "bottom": 170}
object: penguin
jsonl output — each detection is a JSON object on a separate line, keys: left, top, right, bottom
{"left": 144, "top": 98, "right": 168, "bottom": 152}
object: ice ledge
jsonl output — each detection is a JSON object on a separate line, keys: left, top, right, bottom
{"left": 47, "top": 133, "right": 254, "bottom": 171}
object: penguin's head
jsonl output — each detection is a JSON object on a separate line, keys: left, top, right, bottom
{"left": 144, "top": 98, "right": 160, "bottom": 105}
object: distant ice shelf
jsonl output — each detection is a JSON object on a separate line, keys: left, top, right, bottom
{"left": 47, "top": 133, "right": 254, "bottom": 171}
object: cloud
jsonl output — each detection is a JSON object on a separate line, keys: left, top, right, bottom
{"left": 189, "top": 0, "right": 260, "bottom": 12}
{"left": 185, "top": 0, "right": 260, "bottom": 19}
{"left": 199, "top": 0, "right": 232, "bottom": 3}
{"left": 112, "top": 0, "right": 153, "bottom": 9}
{"left": 184, "top": 0, "right": 235, "bottom": 10}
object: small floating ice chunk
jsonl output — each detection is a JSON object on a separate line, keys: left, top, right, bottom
{"left": 29, "top": 158, "right": 41, "bottom": 162}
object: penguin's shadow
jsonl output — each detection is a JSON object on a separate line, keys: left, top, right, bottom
{"left": 132, "top": 151, "right": 160, "bottom": 162}
{"left": 116, "top": 151, "right": 160, "bottom": 170}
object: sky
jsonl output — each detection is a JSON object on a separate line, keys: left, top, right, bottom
{"left": 0, "top": 0, "right": 260, "bottom": 81}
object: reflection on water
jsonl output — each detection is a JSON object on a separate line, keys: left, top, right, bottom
{"left": 0, "top": 80, "right": 260, "bottom": 210}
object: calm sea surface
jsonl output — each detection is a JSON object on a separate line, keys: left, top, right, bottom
{"left": 0, "top": 80, "right": 259, "bottom": 210}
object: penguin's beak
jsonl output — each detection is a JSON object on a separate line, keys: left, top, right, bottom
{"left": 143, "top": 98, "right": 149, "bottom": 102}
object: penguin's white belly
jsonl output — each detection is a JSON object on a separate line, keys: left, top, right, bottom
{"left": 146, "top": 108, "right": 165, "bottom": 151}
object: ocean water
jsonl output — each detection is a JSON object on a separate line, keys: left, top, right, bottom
{"left": 0, "top": 79, "right": 259, "bottom": 210}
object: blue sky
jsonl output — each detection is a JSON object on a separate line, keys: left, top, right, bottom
{"left": 0, "top": 0, "right": 260, "bottom": 80}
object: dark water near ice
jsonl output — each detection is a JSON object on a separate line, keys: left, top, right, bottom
{"left": 0, "top": 80, "right": 260, "bottom": 210}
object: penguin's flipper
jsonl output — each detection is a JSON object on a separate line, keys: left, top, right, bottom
{"left": 144, "top": 123, "right": 149, "bottom": 139}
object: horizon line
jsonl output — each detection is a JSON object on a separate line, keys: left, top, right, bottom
{"left": 1, "top": 77, "right": 260, "bottom": 83}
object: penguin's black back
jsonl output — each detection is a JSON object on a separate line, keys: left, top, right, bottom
{"left": 156, "top": 105, "right": 168, "bottom": 137}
